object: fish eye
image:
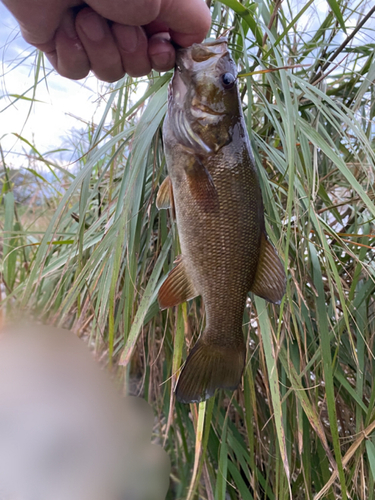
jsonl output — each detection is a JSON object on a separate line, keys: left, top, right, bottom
{"left": 221, "top": 72, "right": 236, "bottom": 89}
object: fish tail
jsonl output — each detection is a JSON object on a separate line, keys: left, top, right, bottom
{"left": 175, "top": 334, "right": 246, "bottom": 404}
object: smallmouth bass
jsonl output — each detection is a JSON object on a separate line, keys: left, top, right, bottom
{"left": 156, "top": 39, "right": 286, "bottom": 403}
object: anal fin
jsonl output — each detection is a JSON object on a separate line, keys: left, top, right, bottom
{"left": 158, "top": 256, "right": 198, "bottom": 310}
{"left": 250, "top": 233, "right": 286, "bottom": 304}
{"left": 156, "top": 176, "right": 174, "bottom": 210}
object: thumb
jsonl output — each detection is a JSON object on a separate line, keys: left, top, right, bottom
{"left": 159, "top": 0, "right": 211, "bottom": 47}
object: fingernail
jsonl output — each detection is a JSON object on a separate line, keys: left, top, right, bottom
{"left": 79, "top": 13, "right": 105, "bottom": 42}
{"left": 152, "top": 51, "right": 173, "bottom": 69}
{"left": 149, "top": 37, "right": 174, "bottom": 70}
{"left": 114, "top": 25, "right": 140, "bottom": 53}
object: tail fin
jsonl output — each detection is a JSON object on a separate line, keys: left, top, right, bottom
{"left": 175, "top": 337, "right": 246, "bottom": 404}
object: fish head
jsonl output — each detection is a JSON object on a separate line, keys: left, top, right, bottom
{"left": 167, "top": 38, "right": 241, "bottom": 155}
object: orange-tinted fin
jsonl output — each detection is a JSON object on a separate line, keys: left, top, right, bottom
{"left": 184, "top": 156, "right": 219, "bottom": 212}
{"left": 156, "top": 176, "right": 173, "bottom": 210}
{"left": 250, "top": 233, "right": 286, "bottom": 304}
{"left": 175, "top": 335, "right": 246, "bottom": 404}
{"left": 158, "top": 257, "right": 198, "bottom": 310}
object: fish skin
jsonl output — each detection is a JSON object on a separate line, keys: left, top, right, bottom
{"left": 158, "top": 39, "right": 286, "bottom": 403}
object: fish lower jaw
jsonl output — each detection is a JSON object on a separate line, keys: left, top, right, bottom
{"left": 191, "top": 105, "right": 223, "bottom": 122}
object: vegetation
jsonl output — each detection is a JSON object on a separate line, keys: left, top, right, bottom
{"left": 1, "top": 0, "right": 375, "bottom": 498}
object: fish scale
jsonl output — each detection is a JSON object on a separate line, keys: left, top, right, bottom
{"left": 174, "top": 143, "right": 259, "bottom": 333}
{"left": 156, "top": 38, "right": 286, "bottom": 403}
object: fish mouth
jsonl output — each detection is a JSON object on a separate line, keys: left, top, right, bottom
{"left": 176, "top": 37, "right": 228, "bottom": 67}
{"left": 171, "top": 37, "right": 229, "bottom": 108}
{"left": 191, "top": 103, "right": 224, "bottom": 120}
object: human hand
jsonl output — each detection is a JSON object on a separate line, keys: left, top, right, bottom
{"left": 1, "top": 0, "right": 211, "bottom": 82}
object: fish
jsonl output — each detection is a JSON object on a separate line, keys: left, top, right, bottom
{"left": 156, "top": 38, "right": 286, "bottom": 404}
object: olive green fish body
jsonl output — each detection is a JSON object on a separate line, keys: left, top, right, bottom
{"left": 157, "top": 39, "right": 286, "bottom": 403}
{"left": 166, "top": 129, "right": 262, "bottom": 334}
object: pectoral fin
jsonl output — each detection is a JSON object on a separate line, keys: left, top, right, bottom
{"left": 156, "top": 176, "right": 173, "bottom": 210}
{"left": 184, "top": 156, "right": 219, "bottom": 212}
{"left": 250, "top": 234, "right": 286, "bottom": 304}
{"left": 158, "top": 256, "right": 198, "bottom": 310}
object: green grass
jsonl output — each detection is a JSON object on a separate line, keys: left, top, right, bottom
{"left": 1, "top": 0, "right": 375, "bottom": 498}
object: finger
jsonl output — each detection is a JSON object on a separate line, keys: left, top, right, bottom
{"left": 148, "top": 33, "right": 175, "bottom": 73}
{"left": 86, "top": 0, "right": 162, "bottom": 26}
{"left": 111, "top": 24, "right": 151, "bottom": 78}
{"left": 75, "top": 7, "right": 125, "bottom": 83}
{"left": 86, "top": 0, "right": 211, "bottom": 47}
{"left": 2, "top": 0, "right": 78, "bottom": 48}
{"left": 159, "top": 0, "right": 211, "bottom": 47}
{"left": 53, "top": 10, "right": 90, "bottom": 80}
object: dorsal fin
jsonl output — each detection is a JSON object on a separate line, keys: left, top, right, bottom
{"left": 250, "top": 233, "right": 286, "bottom": 304}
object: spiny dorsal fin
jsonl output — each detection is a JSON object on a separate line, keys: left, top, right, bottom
{"left": 175, "top": 333, "right": 246, "bottom": 404}
{"left": 158, "top": 256, "right": 198, "bottom": 310}
{"left": 184, "top": 156, "right": 219, "bottom": 212}
{"left": 156, "top": 176, "right": 173, "bottom": 210}
{"left": 250, "top": 233, "right": 286, "bottom": 304}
